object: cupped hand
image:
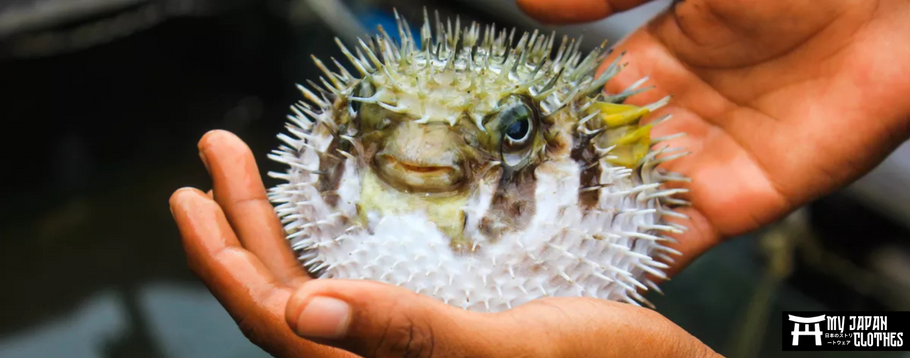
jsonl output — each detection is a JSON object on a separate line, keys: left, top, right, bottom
{"left": 169, "top": 131, "right": 351, "bottom": 358}
{"left": 170, "top": 130, "right": 719, "bottom": 358}
{"left": 519, "top": 0, "right": 910, "bottom": 271}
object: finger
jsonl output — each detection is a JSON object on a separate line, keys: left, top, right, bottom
{"left": 169, "top": 188, "right": 346, "bottom": 358}
{"left": 198, "top": 130, "right": 309, "bottom": 285}
{"left": 285, "top": 280, "right": 718, "bottom": 358}
{"left": 285, "top": 280, "right": 538, "bottom": 358}
{"left": 517, "top": 0, "right": 652, "bottom": 25}
{"left": 170, "top": 187, "right": 286, "bottom": 319}
{"left": 206, "top": 189, "right": 213, "bottom": 199}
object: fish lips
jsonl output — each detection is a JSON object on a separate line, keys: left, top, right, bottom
{"left": 373, "top": 153, "right": 465, "bottom": 193}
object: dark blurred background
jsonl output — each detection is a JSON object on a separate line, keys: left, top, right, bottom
{"left": 1, "top": 0, "right": 909, "bottom": 357}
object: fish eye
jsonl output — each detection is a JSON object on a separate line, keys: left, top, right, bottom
{"left": 499, "top": 102, "right": 535, "bottom": 152}
{"left": 495, "top": 99, "right": 539, "bottom": 169}
{"left": 478, "top": 95, "right": 541, "bottom": 169}
{"left": 505, "top": 117, "right": 530, "bottom": 142}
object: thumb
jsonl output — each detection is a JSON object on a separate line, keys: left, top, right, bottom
{"left": 516, "top": 0, "right": 653, "bottom": 25}
{"left": 285, "top": 279, "right": 535, "bottom": 358}
{"left": 285, "top": 279, "right": 718, "bottom": 358}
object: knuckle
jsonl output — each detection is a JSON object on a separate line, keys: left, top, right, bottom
{"left": 373, "top": 305, "right": 436, "bottom": 358}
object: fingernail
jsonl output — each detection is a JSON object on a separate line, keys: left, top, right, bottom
{"left": 294, "top": 296, "right": 352, "bottom": 339}
{"left": 198, "top": 151, "right": 211, "bottom": 174}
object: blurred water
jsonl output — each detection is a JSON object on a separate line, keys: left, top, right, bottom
{"left": 0, "top": 285, "right": 270, "bottom": 358}
{"left": 0, "top": 2, "right": 324, "bottom": 356}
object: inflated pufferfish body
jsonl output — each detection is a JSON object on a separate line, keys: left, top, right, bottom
{"left": 268, "top": 10, "right": 690, "bottom": 312}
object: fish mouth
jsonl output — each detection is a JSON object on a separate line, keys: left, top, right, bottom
{"left": 374, "top": 154, "right": 465, "bottom": 193}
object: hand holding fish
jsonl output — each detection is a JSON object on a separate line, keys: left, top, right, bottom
{"left": 170, "top": 0, "right": 910, "bottom": 356}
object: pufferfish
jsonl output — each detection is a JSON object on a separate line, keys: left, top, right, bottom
{"left": 267, "top": 10, "right": 690, "bottom": 312}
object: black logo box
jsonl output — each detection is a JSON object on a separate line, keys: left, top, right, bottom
{"left": 782, "top": 311, "right": 909, "bottom": 351}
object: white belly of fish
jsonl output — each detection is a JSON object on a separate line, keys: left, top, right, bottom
{"left": 273, "top": 153, "right": 673, "bottom": 312}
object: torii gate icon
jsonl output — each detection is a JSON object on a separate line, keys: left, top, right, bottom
{"left": 788, "top": 314, "right": 826, "bottom": 346}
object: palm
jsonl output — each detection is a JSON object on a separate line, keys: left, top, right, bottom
{"left": 582, "top": 0, "right": 910, "bottom": 269}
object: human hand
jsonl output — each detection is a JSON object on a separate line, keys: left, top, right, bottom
{"left": 518, "top": 0, "right": 910, "bottom": 271}
{"left": 169, "top": 131, "right": 353, "bottom": 358}
{"left": 170, "top": 130, "right": 720, "bottom": 358}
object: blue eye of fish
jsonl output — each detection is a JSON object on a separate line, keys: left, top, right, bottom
{"left": 505, "top": 118, "right": 530, "bottom": 141}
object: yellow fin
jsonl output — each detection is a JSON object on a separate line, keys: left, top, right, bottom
{"left": 606, "top": 124, "right": 652, "bottom": 167}
{"left": 588, "top": 102, "right": 651, "bottom": 128}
